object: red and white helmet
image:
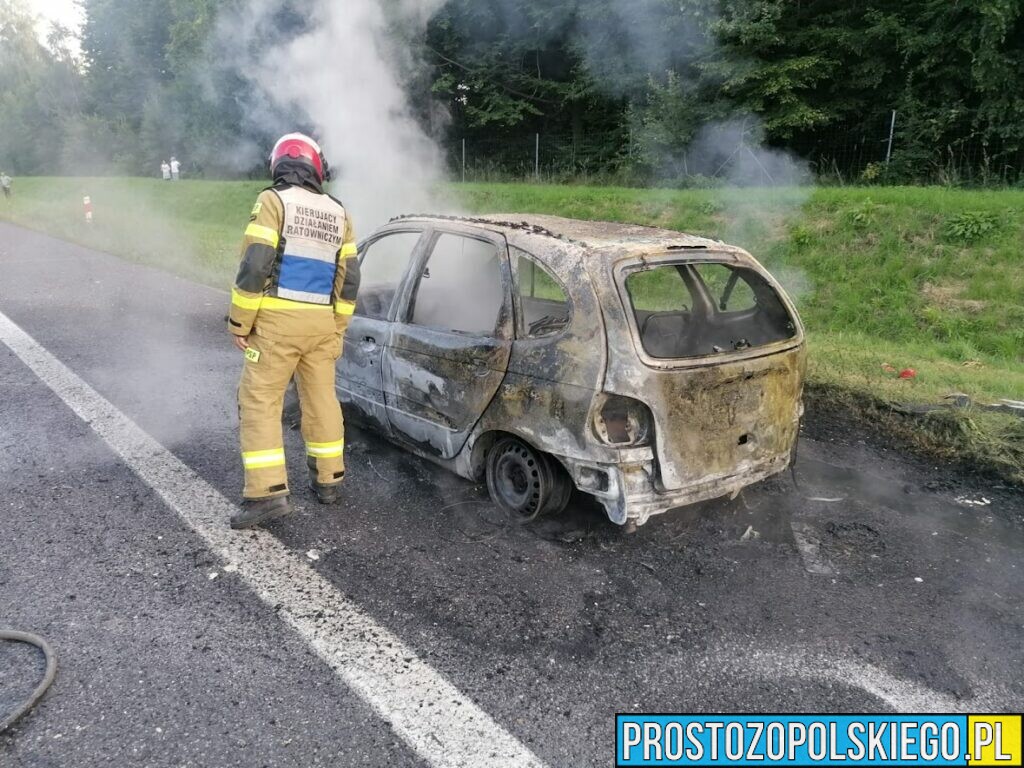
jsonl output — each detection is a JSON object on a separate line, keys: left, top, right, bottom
{"left": 269, "top": 132, "right": 328, "bottom": 182}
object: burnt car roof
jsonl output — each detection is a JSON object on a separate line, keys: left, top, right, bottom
{"left": 388, "top": 213, "right": 723, "bottom": 255}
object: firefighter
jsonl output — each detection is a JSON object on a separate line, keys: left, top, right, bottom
{"left": 227, "top": 133, "right": 360, "bottom": 530}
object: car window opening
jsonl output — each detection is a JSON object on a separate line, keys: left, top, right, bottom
{"left": 511, "top": 247, "right": 571, "bottom": 338}
{"left": 356, "top": 231, "right": 422, "bottom": 320}
{"left": 409, "top": 233, "right": 504, "bottom": 336}
{"left": 625, "top": 262, "right": 796, "bottom": 359}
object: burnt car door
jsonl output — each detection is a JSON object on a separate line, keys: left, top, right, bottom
{"left": 338, "top": 227, "right": 427, "bottom": 433}
{"left": 381, "top": 228, "right": 514, "bottom": 458}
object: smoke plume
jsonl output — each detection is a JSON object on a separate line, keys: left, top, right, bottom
{"left": 218, "top": 0, "right": 453, "bottom": 230}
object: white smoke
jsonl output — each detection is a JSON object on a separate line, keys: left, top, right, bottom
{"left": 686, "top": 118, "right": 811, "bottom": 188}
{"left": 573, "top": 0, "right": 710, "bottom": 98}
{"left": 220, "top": 0, "right": 453, "bottom": 230}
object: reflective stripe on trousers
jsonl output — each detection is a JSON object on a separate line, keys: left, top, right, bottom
{"left": 242, "top": 448, "right": 286, "bottom": 469}
{"left": 306, "top": 440, "right": 344, "bottom": 459}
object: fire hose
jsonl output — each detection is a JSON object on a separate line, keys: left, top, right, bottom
{"left": 0, "top": 631, "right": 57, "bottom": 735}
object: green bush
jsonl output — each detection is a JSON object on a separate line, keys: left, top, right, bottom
{"left": 943, "top": 211, "right": 999, "bottom": 243}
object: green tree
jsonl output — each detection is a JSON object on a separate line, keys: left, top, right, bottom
{"left": 895, "top": 0, "right": 1024, "bottom": 178}
{"left": 0, "top": 0, "right": 83, "bottom": 173}
{"left": 698, "top": 1, "right": 906, "bottom": 137}
{"left": 77, "top": 0, "right": 173, "bottom": 170}
{"left": 697, "top": 0, "right": 1024, "bottom": 180}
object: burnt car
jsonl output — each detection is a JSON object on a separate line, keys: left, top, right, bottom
{"left": 338, "top": 214, "right": 805, "bottom": 527}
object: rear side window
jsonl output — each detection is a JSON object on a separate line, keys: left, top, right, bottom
{"left": 624, "top": 263, "right": 796, "bottom": 359}
{"left": 511, "top": 248, "right": 571, "bottom": 338}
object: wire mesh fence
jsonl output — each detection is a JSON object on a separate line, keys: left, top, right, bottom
{"left": 445, "top": 132, "right": 631, "bottom": 183}
{"left": 443, "top": 116, "right": 1024, "bottom": 186}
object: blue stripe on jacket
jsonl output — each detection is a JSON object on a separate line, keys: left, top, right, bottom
{"left": 278, "top": 254, "right": 336, "bottom": 296}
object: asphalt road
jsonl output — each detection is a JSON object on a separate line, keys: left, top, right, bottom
{"left": 1, "top": 222, "right": 1021, "bottom": 767}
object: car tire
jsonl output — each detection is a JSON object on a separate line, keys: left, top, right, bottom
{"left": 486, "top": 436, "right": 571, "bottom": 521}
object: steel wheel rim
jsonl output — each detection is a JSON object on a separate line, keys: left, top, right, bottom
{"left": 493, "top": 443, "right": 542, "bottom": 517}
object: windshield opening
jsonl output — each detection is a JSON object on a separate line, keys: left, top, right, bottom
{"left": 624, "top": 262, "right": 797, "bottom": 359}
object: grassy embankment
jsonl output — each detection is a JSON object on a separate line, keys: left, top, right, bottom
{"left": 1, "top": 177, "right": 1021, "bottom": 481}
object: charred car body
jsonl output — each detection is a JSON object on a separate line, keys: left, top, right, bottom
{"left": 338, "top": 214, "right": 806, "bottom": 527}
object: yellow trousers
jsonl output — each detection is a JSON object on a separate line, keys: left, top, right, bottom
{"left": 238, "top": 331, "right": 345, "bottom": 499}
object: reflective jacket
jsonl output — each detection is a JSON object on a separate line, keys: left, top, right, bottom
{"left": 228, "top": 182, "right": 359, "bottom": 339}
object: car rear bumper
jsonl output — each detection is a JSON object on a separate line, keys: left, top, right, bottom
{"left": 559, "top": 451, "right": 792, "bottom": 526}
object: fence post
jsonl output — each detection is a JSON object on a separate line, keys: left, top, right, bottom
{"left": 461, "top": 138, "right": 466, "bottom": 183}
{"left": 535, "top": 133, "right": 540, "bottom": 180}
{"left": 886, "top": 110, "right": 897, "bottom": 164}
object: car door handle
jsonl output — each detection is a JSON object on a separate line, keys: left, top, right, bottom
{"left": 360, "top": 336, "right": 377, "bottom": 351}
{"left": 472, "top": 359, "right": 490, "bottom": 377}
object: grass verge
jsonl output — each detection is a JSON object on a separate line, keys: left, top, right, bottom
{"left": 2, "top": 177, "right": 1021, "bottom": 483}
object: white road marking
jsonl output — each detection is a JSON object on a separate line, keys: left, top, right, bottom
{"left": 0, "top": 309, "right": 545, "bottom": 768}
{"left": 822, "top": 657, "right": 988, "bottom": 712}
{"left": 715, "top": 644, "right": 1006, "bottom": 712}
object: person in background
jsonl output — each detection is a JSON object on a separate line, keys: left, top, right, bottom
{"left": 1, "top": 172, "right": 11, "bottom": 199}
{"left": 170, "top": 156, "right": 181, "bottom": 180}
{"left": 161, "top": 160, "right": 171, "bottom": 181}
{"left": 226, "top": 132, "right": 360, "bottom": 530}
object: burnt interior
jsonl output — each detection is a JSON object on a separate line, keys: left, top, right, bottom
{"left": 520, "top": 296, "right": 570, "bottom": 336}
{"left": 512, "top": 248, "right": 572, "bottom": 338}
{"left": 626, "top": 262, "right": 796, "bottom": 359}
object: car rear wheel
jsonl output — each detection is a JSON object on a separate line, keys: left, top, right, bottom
{"left": 486, "top": 437, "right": 571, "bottom": 521}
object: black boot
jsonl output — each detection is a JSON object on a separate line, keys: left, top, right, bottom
{"left": 231, "top": 496, "right": 293, "bottom": 530}
{"left": 309, "top": 475, "right": 343, "bottom": 505}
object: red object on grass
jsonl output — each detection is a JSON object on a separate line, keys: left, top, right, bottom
{"left": 898, "top": 368, "right": 917, "bottom": 380}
